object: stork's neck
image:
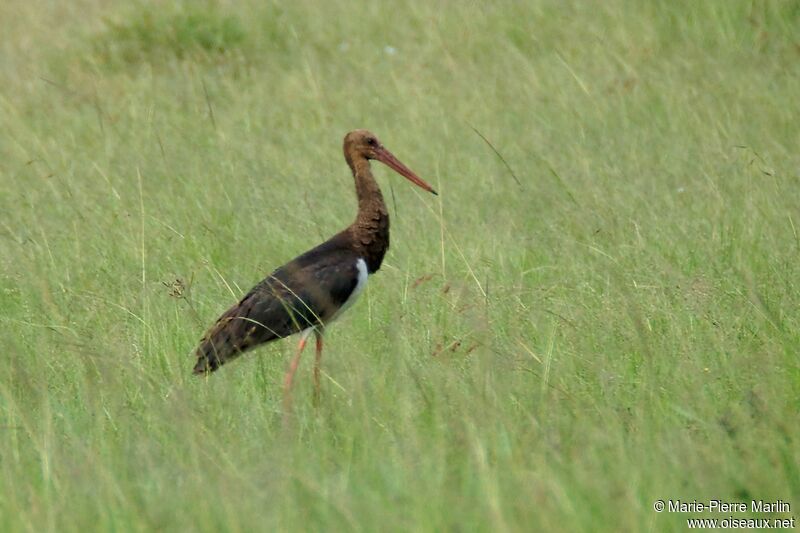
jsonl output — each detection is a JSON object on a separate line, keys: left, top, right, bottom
{"left": 349, "top": 157, "right": 390, "bottom": 273}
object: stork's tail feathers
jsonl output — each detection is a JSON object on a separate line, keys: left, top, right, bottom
{"left": 192, "top": 314, "right": 252, "bottom": 375}
{"left": 193, "top": 334, "right": 232, "bottom": 374}
{"left": 193, "top": 350, "right": 221, "bottom": 374}
{"left": 191, "top": 283, "right": 294, "bottom": 375}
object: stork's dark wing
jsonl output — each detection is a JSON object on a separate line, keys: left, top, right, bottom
{"left": 193, "top": 240, "right": 360, "bottom": 374}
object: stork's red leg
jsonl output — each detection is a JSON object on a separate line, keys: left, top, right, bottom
{"left": 283, "top": 335, "right": 309, "bottom": 412}
{"left": 313, "top": 332, "right": 323, "bottom": 405}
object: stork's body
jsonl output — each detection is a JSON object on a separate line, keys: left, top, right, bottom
{"left": 193, "top": 130, "right": 436, "bottom": 406}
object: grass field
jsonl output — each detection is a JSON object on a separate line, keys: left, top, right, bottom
{"left": 1, "top": 1, "right": 799, "bottom": 531}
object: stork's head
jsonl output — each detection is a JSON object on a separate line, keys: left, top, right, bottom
{"left": 343, "top": 129, "right": 437, "bottom": 195}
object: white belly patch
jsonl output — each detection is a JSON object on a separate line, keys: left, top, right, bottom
{"left": 330, "top": 258, "right": 368, "bottom": 323}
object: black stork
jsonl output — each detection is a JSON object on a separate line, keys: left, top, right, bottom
{"left": 193, "top": 129, "right": 437, "bottom": 407}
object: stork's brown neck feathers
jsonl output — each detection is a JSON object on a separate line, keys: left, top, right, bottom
{"left": 347, "top": 156, "right": 389, "bottom": 273}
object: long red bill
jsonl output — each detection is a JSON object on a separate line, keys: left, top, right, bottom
{"left": 375, "top": 148, "right": 438, "bottom": 196}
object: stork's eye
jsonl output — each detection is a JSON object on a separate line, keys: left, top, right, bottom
{"left": 367, "top": 138, "right": 377, "bottom": 146}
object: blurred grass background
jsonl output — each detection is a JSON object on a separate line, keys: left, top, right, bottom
{"left": 1, "top": 0, "right": 798, "bottom": 531}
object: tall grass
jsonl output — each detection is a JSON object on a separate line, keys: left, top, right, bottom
{"left": 1, "top": 0, "right": 798, "bottom": 531}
